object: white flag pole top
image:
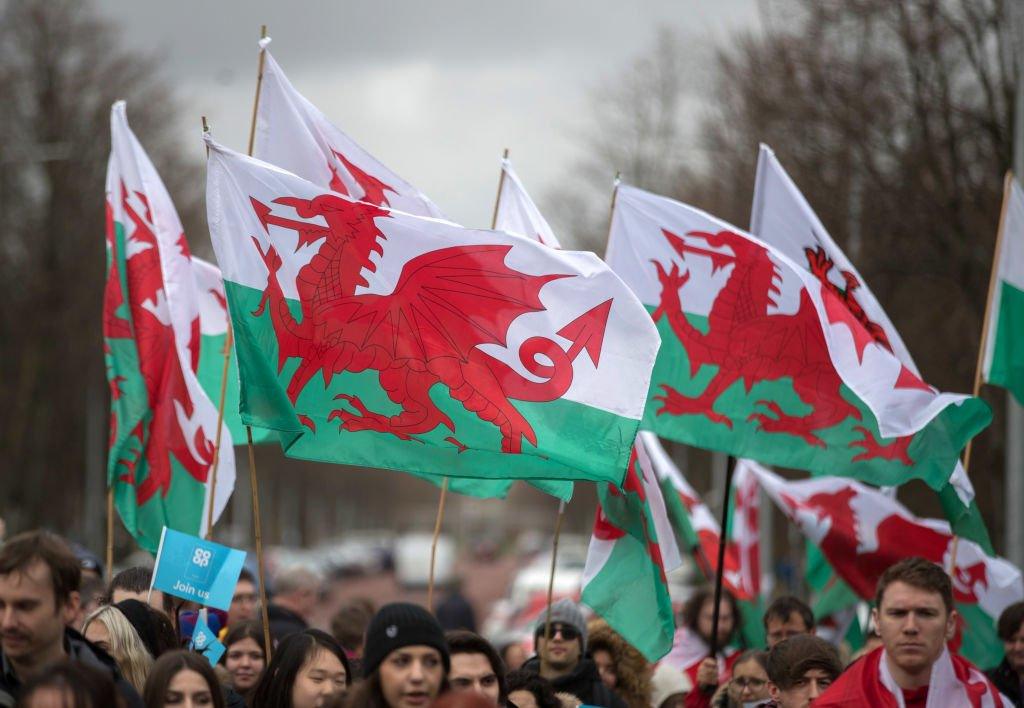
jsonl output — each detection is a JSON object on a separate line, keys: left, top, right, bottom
{"left": 254, "top": 47, "right": 447, "bottom": 220}
{"left": 203, "top": 134, "right": 660, "bottom": 441}
{"left": 110, "top": 103, "right": 236, "bottom": 536}
{"left": 750, "top": 144, "right": 976, "bottom": 507}
{"left": 495, "top": 157, "right": 563, "bottom": 248}
{"left": 608, "top": 183, "right": 975, "bottom": 440}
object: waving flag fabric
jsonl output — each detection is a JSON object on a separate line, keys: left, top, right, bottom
{"left": 751, "top": 461, "right": 1023, "bottom": 670}
{"left": 205, "top": 139, "right": 659, "bottom": 488}
{"left": 605, "top": 183, "right": 990, "bottom": 494}
{"left": 104, "top": 102, "right": 235, "bottom": 552}
{"left": 494, "top": 157, "right": 562, "bottom": 248}
{"left": 254, "top": 40, "right": 446, "bottom": 220}
{"left": 582, "top": 432, "right": 682, "bottom": 661}
{"left": 750, "top": 144, "right": 990, "bottom": 552}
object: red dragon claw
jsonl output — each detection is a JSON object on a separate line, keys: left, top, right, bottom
{"left": 849, "top": 425, "right": 913, "bottom": 465}
{"left": 747, "top": 399, "right": 826, "bottom": 447}
{"left": 445, "top": 436, "right": 469, "bottom": 454}
{"left": 329, "top": 394, "right": 414, "bottom": 441}
{"left": 654, "top": 385, "right": 733, "bottom": 429}
{"left": 650, "top": 260, "right": 688, "bottom": 321}
{"left": 298, "top": 414, "right": 316, "bottom": 433}
{"left": 804, "top": 246, "right": 833, "bottom": 281}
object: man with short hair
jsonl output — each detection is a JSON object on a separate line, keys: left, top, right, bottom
{"left": 446, "top": 629, "right": 506, "bottom": 705}
{"left": 267, "top": 564, "right": 321, "bottom": 642}
{"left": 107, "top": 565, "right": 169, "bottom": 615}
{"left": 762, "top": 596, "right": 814, "bottom": 648}
{"left": 816, "top": 557, "right": 1007, "bottom": 706}
{"left": 765, "top": 634, "right": 841, "bottom": 707}
{"left": 0, "top": 531, "right": 143, "bottom": 708}
{"left": 519, "top": 599, "right": 627, "bottom": 708}
{"left": 229, "top": 568, "right": 259, "bottom": 624}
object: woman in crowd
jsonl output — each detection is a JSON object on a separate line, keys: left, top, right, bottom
{"left": 222, "top": 622, "right": 268, "bottom": 704}
{"left": 989, "top": 601, "right": 1024, "bottom": 707}
{"left": 587, "top": 620, "right": 652, "bottom": 708}
{"left": 251, "top": 629, "right": 350, "bottom": 708}
{"left": 15, "top": 661, "right": 122, "bottom": 708}
{"left": 143, "top": 650, "right": 227, "bottom": 708}
{"left": 81, "top": 603, "right": 154, "bottom": 695}
{"left": 343, "top": 603, "right": 449, "bottom": 708}
{"left": 713, "top": 650, "right": 769, "bottom": 707}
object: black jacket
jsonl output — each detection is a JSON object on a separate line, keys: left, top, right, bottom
{"left": 0, "top": 627, "right": 144, "bottom": 707}
{"left": 267, "top": 603, "right": 309, "bottom": 643}
{"left": 987, "top": 659, "right": 1023, "bottom": 707}
{"left": 521, "top": 656, "right": 628, "bottom": 708}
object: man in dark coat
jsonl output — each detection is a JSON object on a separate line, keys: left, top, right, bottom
{"left": 519, "top": 599, "right": 627, "bottom": 708}
{"left": 0, "top": 530, "right": 142, "bottom": 708}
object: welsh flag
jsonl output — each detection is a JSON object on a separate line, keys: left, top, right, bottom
{"left": 751, "top": 144, "right": 991, "bottom": 552}
{"left": 582, "top": 431, "right": 683, "bottom": 661}
{"left": 204, "top": 138, "right": 659, "bottom": 487}
{"left": 982, "top": 173, "right": 1024, "bottom": 406}
{"left": 254, "top": 40, "right": 446, "bottom": 220}
{"left": 647, "top": 439, "right": 765, "bottom": 647}
{"left": 750, "top": 461, "right": 1024, "bottom": 669}
{"left": 193, "top": 256, "right": 271, "bottom": 444}
{"left": 495, "top": 157, "right": 562, "bottom": 248}
{"left": 104, "top": 102, "right": 235, "bottom": 552}
{"left": 605, "top": 184, "right": 990, "bottom": 495}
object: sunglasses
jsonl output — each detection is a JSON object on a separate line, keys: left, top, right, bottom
{"left": 537, "top": 623, "right": 580, "bottom": 641}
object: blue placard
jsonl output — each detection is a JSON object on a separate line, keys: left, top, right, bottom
{"left": 190, "top": 613, "right": 226, "bottom": 666}
{"left": 151, "top": 527, "right": 247, "bottom": 611}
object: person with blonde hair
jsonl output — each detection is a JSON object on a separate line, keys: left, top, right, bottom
{"left": 81, "top": 604, "right": 153, "bottom": 694}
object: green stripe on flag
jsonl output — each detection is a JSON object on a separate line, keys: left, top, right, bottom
{"left": 226, "top": 282, "right": 631, "bottom": 488}
{"left": 989, "top": 281, "right": 1024, "bottom": 406}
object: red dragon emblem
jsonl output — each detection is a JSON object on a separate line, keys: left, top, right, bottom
{"left": 650, "top": 228, "right": 912, "bottom": 465}
{"left": 104, "top": 183, "right": 214, "bottom": 504}
{"left": 248, "top": 190, "right": 612, "bottom": 454}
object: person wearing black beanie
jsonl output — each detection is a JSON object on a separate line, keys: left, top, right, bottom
{"left": 345, "top": 602, "right": 450, "bottom": 708}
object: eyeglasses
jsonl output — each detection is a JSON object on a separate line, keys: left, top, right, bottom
{"left": 538, "top": 624, "right": 580, "bottom": 641}
{"left": 732, "top": 677, "right": 767, "bottom": 690}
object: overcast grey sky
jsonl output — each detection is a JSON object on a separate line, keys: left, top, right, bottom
{"left": 96, "top": 1, "right": 760, "bottom": 230}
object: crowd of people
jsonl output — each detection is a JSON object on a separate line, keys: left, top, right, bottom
{"left": 0, "top": 529, "right": 1022, "bottom": 707}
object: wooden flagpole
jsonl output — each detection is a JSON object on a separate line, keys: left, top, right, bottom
{"left": 949, "top": 170, "right": 1015, "bottom": 575}
{"left": 426, "top": 147, "right": 511, "bottom": 611}
{"left": 105, "top": 486, "right": 114, "bottom": 584}
{"left": 245, "top": 25, "right": 273, "bottom": 660}
{"left": 426, "top": 477, "right": 449, "bottom": 612}
{"left": 707, "top": 460, "right": 735, "bottom": 660}
{"left": 202, "top": 112, "right": 232, "bottom": 542}
{"left": 540, "top": 500, "right": 566, "bottom": 671}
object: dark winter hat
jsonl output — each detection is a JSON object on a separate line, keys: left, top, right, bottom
{"left": 533, "top": 598, "right": 587, "bottom": 652}
{"left": 362, "top": 602, "right": 450, "bottom": 677}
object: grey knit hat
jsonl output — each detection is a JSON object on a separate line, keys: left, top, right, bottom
{"left": 533, "top": 598, "right": 587, "bottom": 652}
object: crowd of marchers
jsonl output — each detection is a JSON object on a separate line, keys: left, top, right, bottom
{"left": 1, "top": 530, "right": 1023, "bottom": 708}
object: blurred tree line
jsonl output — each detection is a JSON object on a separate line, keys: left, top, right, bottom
{"left": 548, "top": 0, "right": 1021, "bottom": 550}
{"left": 0, "top": 0, "right": 205, "bottom": 542}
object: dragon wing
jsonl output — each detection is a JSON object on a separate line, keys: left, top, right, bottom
{"left": 345, "top": 244, "right": 567, "bottom": 362}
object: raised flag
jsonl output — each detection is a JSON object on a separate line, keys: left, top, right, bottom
{"left": 982, "top": 173, "right": 1024, "bottom": 406}
{"left": 495, "top": 157, "right": 562, "bottom": 248}
{"left": 254, "top": 40, "right": 446, "bottom": 220}
{"left": 151, "top": 527, "right": 248, "bottom": 611}
{"left": 605, "top": 183, "right": 990, "bottom": 494}
{"left": 581, "top": 431, "right": 683, "bottom": 661}
{"left": 104, "top": 102, "right": 235, "bottom": 553}
{"left": 204, "top": 138, "right": 659, "bottom": 487}
{"left": 750, "top": 462, "right": 1024, "bottom": 670}
{"left": 751, "top": 144, "right": 991, "bottom": 552}
{"left": 189, "top": 613, "right": 227, "bottom": 666}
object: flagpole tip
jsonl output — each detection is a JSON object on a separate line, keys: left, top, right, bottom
{"left": 503, "top": 148, "right": 510, "bottom": 158}
{"left": 260, "top": 24, "right": 267, "bottom": 38}
{"left": 201, "top": 116, "right": 209, "bottom": 132}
